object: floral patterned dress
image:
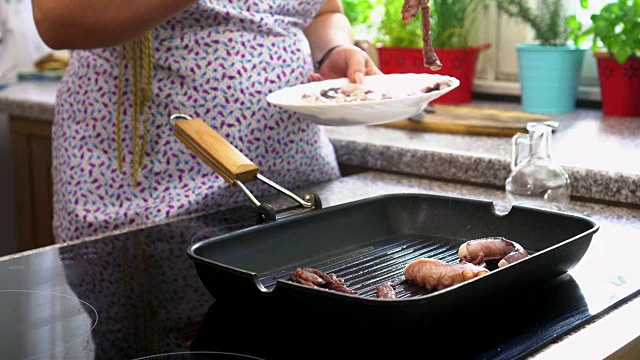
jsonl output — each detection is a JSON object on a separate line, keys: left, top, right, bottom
{"left": 52, "top": 0, "right": 340, "bottom": 242}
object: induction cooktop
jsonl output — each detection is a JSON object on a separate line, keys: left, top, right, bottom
{"left": 0, "top": 204, "right": 638, "bottom": 359}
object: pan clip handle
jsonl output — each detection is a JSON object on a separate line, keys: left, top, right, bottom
{"left": 169, "top": 114, "right": 321, "bottom": 223}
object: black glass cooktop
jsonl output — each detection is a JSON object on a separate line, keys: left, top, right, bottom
{"left": 0, "top": 204, "right": 638, "bottom": 359}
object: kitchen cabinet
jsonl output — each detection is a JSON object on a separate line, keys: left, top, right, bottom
{"left": 10, "top": 116, "right": 54, "bottom": 250}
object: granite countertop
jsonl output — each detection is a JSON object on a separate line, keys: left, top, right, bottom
{"left": 2, "top": 80, "right": 639, "bottom": 207}
{"left": 0, "top": 81, "right": 57, "bottom": 121}
{"left": 325, "top": 103, "right": 640, "bottom": 206}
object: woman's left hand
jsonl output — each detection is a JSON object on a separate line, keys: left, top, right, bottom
{"left": 309, "top": 45, "right": 383, "bottom": 84}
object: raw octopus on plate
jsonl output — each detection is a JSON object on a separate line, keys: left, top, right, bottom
{"left": 301, "top": 83, "right": 393, "bottom": 104}
{"left": 300, "top": 79, "right": 454, "bottom": 105}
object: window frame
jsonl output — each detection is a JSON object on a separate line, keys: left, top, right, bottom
{"left": 471, "top": 0, "right": 609, "bottom": 101}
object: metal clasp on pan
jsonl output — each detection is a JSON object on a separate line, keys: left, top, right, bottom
{"left": 169, "top": 114, "right": 321, "bottom": 223}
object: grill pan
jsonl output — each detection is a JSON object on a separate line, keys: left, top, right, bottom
{"left": 170, "top": 114, "right": 599, "bottom": 328}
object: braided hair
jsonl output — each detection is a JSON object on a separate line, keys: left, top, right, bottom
{"left": 115, "top": 31, "right": 154, "bottom": 186}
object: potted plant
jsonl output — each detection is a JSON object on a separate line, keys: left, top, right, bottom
{"left": 374, "top": 0, "right": 491, "bottom": 104}
{"left": 342, "top": 0, "right": 382, "bottom": 39}
{"left": 568, "top": 0, "right": 640, "bottom": 117}
{"left": 496, "top": 0, "right": 586, "bottom": 114}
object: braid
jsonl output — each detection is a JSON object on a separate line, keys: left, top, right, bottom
{"left": 116, "top": 43, "right": 125, "bottom": 173}
{"left": 115, "top": 31, "right": 154, "bottom": 187}
{"left": 140, "top": 32, "right": 154, "bottom": 170}
{"left": 142, "top": 32, "right": 154, "bottom": 107}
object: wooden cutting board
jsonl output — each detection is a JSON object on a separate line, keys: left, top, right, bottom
{"left": 377, "top": 104, "right": 554, "bottom": 136}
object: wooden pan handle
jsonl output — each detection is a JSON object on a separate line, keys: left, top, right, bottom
{"left": 171, "top": 117, "right": 259, "bottom": 184}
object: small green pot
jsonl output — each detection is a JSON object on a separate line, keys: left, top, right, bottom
{"left": 516, "top": 44, "right": 586, "bottom": 114}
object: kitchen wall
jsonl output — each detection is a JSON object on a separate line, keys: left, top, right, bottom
{"left": 0, "top": 112, "right": 16, "bottom": 257}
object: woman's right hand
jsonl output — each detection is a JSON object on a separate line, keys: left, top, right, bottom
{"left": 309, "top": 45, "right": 382, "bottom": 84}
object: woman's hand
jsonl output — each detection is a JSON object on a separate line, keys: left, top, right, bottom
{"left": 309, "top": 45, "right": 383, "bottom": 84}
{"left": 303, "top": 0, "right": 382, "bottom": 84}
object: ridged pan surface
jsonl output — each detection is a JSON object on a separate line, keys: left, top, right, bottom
{"left": 188, "top": 193, "right": 598, "bottom": 326}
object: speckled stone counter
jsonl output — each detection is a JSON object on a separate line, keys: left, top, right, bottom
{"left": 1, "top": 81, "right": 639, "bottom": 206}
{"left": 325, "top": 102, "right": 640, "bottom": 206}
{"left": 0, "top": 81, "right": 57, "bottom": 120}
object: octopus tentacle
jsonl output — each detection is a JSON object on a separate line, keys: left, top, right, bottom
{"left": 402, "top": 0, "right": 421, "bottom": 23}
{"left": 401, "top": 0, "right": 442, "bottom": 71}
{"left": 290, "top": 267, "right": 358, "bottom": 295}
{"left": 403, "top": 258, "right": 489, "bottom": 292}
{"left": 420, "top": 2, "right": 442, "bottom": 70}
{"left": 376, "top": 282, "right": 398, "bottom": 299}
{"left": 458, "top": 237, "right": 529, "bottom": 268}
{"left": 290, "top": 267, "right": 325, "bottom": 287}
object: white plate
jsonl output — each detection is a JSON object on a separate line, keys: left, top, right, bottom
{"left": 266, "top": 73, "right": 460, "bottom": 126}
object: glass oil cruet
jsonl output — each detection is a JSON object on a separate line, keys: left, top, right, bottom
{"left": 505, "top": 122, "right": 570, "bottom": 211}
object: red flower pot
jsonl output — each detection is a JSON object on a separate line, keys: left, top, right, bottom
{"left": 377, "top": 43, "right": 490, "bottom": 104}
{"left": 596, "top": 55, "right": 640, "bottom": 117}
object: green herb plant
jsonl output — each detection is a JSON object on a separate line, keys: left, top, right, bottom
{"left": 566, "top": 0, "right": 640, "bottom": 64}
{"left": 341, "top": 0, "right": 385, "bottom": 41}
{"left": 342, "top": 0, "right": 379, "bottom": 31}
{"left": 375, "top": 0, "right": 488, "bottom": 49}
{"left": 376, "top": 0, "right": 423, "bottom": 48}
{"left": 431, "top": 0, "right": 488, "bottom": 48}
{"left": 495, "top": 0, "right": 570, "bottom": 46}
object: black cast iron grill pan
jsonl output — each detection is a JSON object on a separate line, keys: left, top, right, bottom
{"left": 170, "top": 114, "right": 599, "bottom": 327}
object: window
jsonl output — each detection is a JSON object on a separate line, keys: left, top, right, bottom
{"left": 573, "top": 0, "right": 614, "bottom": 24}
{"left": 348, "top": 0, "right": 615, "bottom": 101}
{"left": 473, "top": 0, "right": 616, "bottom": 100}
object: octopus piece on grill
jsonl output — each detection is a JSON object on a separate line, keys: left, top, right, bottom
{"left": 458, "top": 237, "right": 529, "bottom": 268}
{"left": 376, "top": 282, "right": 398, "bottom": 299}
{"left": 290, "top": 267, "right": 326, "bottom": 287}
{"left": 290, "top": 267, "right": 358, "bottom": 295}
{"left": 401, "top": 0, "right": 442, "bottom": 71}
{"left": 403, "top": 258, "right": 489, "bottom": 292}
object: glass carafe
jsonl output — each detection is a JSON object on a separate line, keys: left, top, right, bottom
{"left": 505, "top": 122, "right": 570, "bottom": 211}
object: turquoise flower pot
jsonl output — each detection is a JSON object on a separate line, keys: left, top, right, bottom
{"left": 516, "top": 44, "right": 586, "bottom": 114}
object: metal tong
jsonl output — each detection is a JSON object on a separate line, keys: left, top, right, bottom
{"left": 169, "top": 114, "right": 321, "bottom": 223}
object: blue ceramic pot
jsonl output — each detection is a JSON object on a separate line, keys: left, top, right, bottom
{"left": 516, "top": 44, "right": 586, "bottom": 114}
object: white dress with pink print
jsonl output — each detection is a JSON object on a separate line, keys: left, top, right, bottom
{"left": 52, "top": 0, "right": 340, "bottom": 242}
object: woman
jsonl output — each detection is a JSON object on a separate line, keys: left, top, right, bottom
{"left": 31, "top": 0, "right": 382, "bottom": 242}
